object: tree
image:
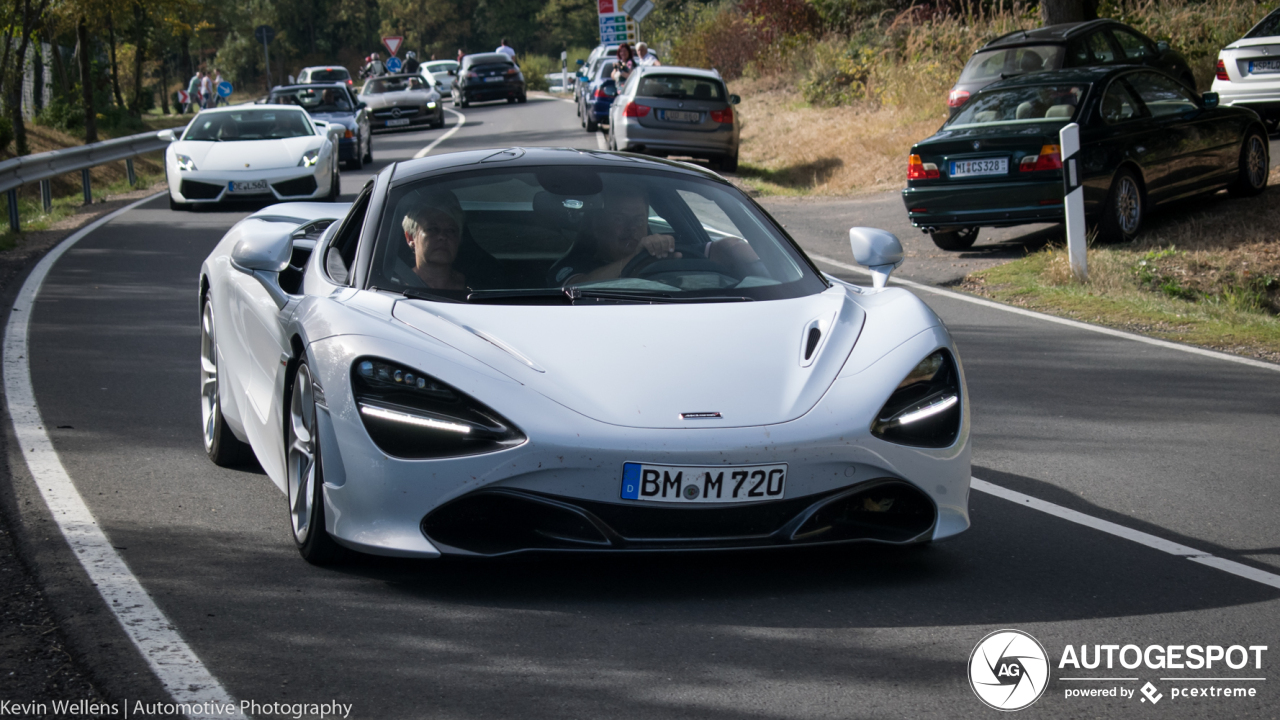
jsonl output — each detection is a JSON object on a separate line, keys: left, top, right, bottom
{"left": 77, "top": 16, "right": 96, "bottom": 142}
{"left": 7, "top": 0, "right": 52, "bottom": 155}
{"left": 1040, "top": 0, "right": 1097, "bottom": 25}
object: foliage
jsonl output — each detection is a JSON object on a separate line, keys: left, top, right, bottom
{"left": 520, "top": 55, "right": 556, "bottom": 91}
{"left": 35, "top": 97, "right": 85, "bottom": 133}
{"left": 0, "top": 118, "right": 12, "bottom": 154}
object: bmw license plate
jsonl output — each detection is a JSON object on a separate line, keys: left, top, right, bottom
{"left": 661, "top": 110, "right": 701, "bottom": 123}
{"left": 228, "top": 179, "right": 269, "bottom": 194}
{"left": 950, "top": 158, "right": 1008, "bottom": 178}
{"left": 386, "top": 118, "right": 411, "bottom": 126}
{"left": 1249, "top": 60, "right": 1280, "bottom": 74}
{"left": 621, "top": 462, "right": 787, "bottom": 503}
{"left": 484, "top": 76, "right": 503, "bottom": 82}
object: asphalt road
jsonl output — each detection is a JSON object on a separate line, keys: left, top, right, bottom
{"left": 5, "top": 94, "right": 1279, "bottom": 719}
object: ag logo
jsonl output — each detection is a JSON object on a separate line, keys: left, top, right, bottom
{"left": 968, "top": 629, "right": 1049, "bottom": 711}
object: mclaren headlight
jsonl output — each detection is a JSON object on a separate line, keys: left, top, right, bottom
{"left": 299, "top": 149, "right": 321, "bottom": 167}
{"left": 870, "top": 349, "right": 961, "bottom": 448}
{"left": 175, "top": 153, "right": 197, "bottom": 172}
{"left": 352, "top": 358, "right": 526, "bottom": 459}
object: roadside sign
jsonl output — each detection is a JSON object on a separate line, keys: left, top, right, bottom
{"left": 177, "top": 90, "right": 189, "bottom": 104}
{"left": 254, "top": 25, "right": 275, "bottom": 44}
{"left": 385, "top": 56, "right": 403, "bottom": 73}
{"left": 217, "top": 81, "right": 233, "bottom": 98}
{"left": 599, "top": 12, "right": 638, "bottom": 44}
{"left": 382, "top": 36, "right": 403, "bottom": 57}
{"left": 622, "top": 0, "right": 655, "bottom": 22}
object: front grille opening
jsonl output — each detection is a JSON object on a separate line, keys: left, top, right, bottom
{"left": 790, "top": 481, "right": 935, "bottom": 544}
{"left": 273, "top": 176, "right": 318, "bottom": 197}
{"left": 179, "top": 180, "right": 222, "bottom": 200}
{"left": 423, "top": 491, "right": 609, "bottom": 555}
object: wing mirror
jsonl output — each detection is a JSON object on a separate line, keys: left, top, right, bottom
{"left": 357, "top": 101, "right": 368, "bottom": 109}
{"left": 1157, "top": 40, "right": 1170, "bottom": 52}
{"left": 848, "top": 227, "right": 904, "bottom": 290}
{"left": 1201, "top": 91, "right": 1219, "bottom": 109}
{"left": 728, "top": 94, "right": 741, "bottom": 105}
{"left": 157, "top": 129, "right": 178, "bottom": 142}
{"left": 231, "top": 225, "right": 294, "bottom": 308}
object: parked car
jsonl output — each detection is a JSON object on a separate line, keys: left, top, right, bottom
{"left": 608, "top": 66, "right": 741, "bottom": 172}
{"left": 196, "top": 147, "right": 971, "bottom": 563}
{"left": 268, "top": 83, "right": 372, "bottom": 169}
{"left": 903, "top": 67, "right": 1268, "bottom": 250}
{"left": 420, "top": 59, "right": 458, "bottom": 94}
{"left": 947, "top": 19, "right": 1195, "bottom": 118}
{"left": 161, "top": 105, "right": 340, "bottom": 210}
{"left": 452, "top": 53, "right": 527, "bottom": 107}
{"left": 579, "top": 60, "right": 616, "bottom": 132}
{"left": 297, "top": 65, "right": 355, "bottom": 89}
{"left": 358, "top": 74, "right": 445, "bottom": 131}
{"left": 575, "top": 45, "right": 619, "bottom": 117}
{"left": 1212, "top": 7, "right": 1280, "bottom": 130}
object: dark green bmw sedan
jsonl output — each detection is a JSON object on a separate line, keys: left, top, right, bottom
{"left": 902, "top": 67, "right": 1269, "bottom": 250}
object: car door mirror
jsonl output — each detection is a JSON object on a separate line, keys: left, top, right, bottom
{"left": 848, "top": 227, "right": 904, "bottom": 290}
{"left": 1201, "top": 91, "right": 1219, "bottom": 109}
{"left": 157, "top": 129, "right": 178, "bottom": 142}
{"left": 357, "top": 101, "right": 368, "bottom": 109}
{"left": 231, "top": 225, "right": 294, "bottom": 307}
{"left": 1156, "top": 40, "right": 1170, "bottom": 52}
{"left": 728, "top": 94, "right": 741, "bottom": 105}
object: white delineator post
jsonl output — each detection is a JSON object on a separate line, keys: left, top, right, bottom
{"left": 561, "top": 50, "right": 567, "bottom": 93}
{"left": 1059, "top": 122, "right": 1087, "bottom": 282}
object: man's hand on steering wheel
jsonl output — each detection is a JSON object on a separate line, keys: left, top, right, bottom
{"left": 637, "top": 233, "right": 680, "bottom": 259}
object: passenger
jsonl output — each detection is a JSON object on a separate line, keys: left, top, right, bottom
{"left": 399, "top": 193, "right": 467, "bottom": 290}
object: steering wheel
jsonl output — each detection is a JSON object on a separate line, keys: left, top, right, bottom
{"left": 621, "top": 250, "right": 733, "bottom": 279}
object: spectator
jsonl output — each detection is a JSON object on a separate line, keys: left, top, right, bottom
{"left": 362, "top": 53, "right": 386, "bottom": 79}
{"left": 635, "top": 43, "right": 660, "bottom": 67}
{"left": 403, "top": 50, "right": 420, "bottom": 75}
{"left": 200, "top": 71, "right": 215, "bottom": 109}
{"left": 611, "top": 43, "right": 637, "bottom": 84}
{"left": 186, "top": 70, "right": 203, "bottom": 113}
{"left": 495, "top": 39, "right": 516, "bottom": 59}
{"left": 456, "top": 49, "right": 465, "bottom": 64}
{"left": 212, "top": 68, "right": 228, "bottom": 106}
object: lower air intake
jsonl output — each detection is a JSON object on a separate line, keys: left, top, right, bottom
{"left": 179, "top": 180, "right": 222, "bottom": 200}
{"left": 272, "top": 176, "right": 318, "bottom": 197}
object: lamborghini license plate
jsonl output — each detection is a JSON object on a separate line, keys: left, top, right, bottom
{"left": 621, "top": 462, "right": 787, "bottom": 503}
{"left": 228, "top": 179, "right": 269, "bottom": 194}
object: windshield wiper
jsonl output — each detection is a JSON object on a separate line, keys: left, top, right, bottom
{"left": 401, "top": 288, "right": 465, "bottom": 304}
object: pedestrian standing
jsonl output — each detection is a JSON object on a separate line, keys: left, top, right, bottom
{"left": 635, "top": 43, "right": 660, "bottom": 67}
{"left": 186, "top": 71, "right": 203, "bottom": 113}
{"left": 495, "top": 39, "right": 516, "bottom": 59}
{"left": 200, "top": 71, "right": 215, "bottom": 109}
{"left": 212, "top": 68, "right": 227, "bottom": 106}
{"left": 456, "top": 49, "right": 465, "bottom": 64}
{"left": 611, "top": 43, "right": 637, "bottom": 84}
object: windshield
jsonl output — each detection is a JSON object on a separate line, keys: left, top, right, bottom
{"left": 959, "top": 46, "right": 1065, "bottom": 83}
{"left": 183, "top": 109, "right": 315, "bottom": 141}
{"left": 947, "top": 84, "right": 1085, "bottom": 128}
{"left": 424, "top": 61, "right": 458, "bottom": 73}
{"left": 306, "top": 69, "right": 349, "bottom": 82}
{"left": 637, "top": 75, "right": 725, "bottom": 101}
{"left": 365, "top": 76, "right": 427, "bottom": 94}
{"left": 368, "top": 167, "right": 826, "bottom": 303}
{"left": 269, "top": 87, "right": 353, "bottom": 113}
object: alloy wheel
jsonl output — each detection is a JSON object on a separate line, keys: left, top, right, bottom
{"left": 1116, "top": 176, "right": 1141, "bottom": 235}
{"left": 199, "top": 303, "right": 219, "bottom": 452}
{"left": 287, "top": 364, "right": 317, "bottom": 543}
{"left": 1246, "top": 135, "right": 1267, "bottom": 189}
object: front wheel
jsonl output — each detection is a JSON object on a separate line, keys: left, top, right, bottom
{"left": 1095, "top": 168, "right": 1144, "bottom": 243}
{"left": 286, "top": 360, "right": 342, "bottom": 565}
{"left": 518, "top": 94, "right": 527, "bottom": 104}
{"left": 326, "top": 163, "right": 340, "bottom": 201}
{"left": 929, "top": 227, "right": 979, "bottom": 251}
{"left": 362, "top": 135, "right": 373, "bottom": 164}
{"left": 717, "top": 152, "right": 739, "bottom": 173}
{"left": 1227, "top": 130, "right": 1268, "bottom": 198}
{"left": 585, "top": 113, "right": 598, "bottom": 132}
{"left": 201, "top": 299, "right": 254, "bottom": 467}
{"left": 169, "top": 194, "right": 188, "bottom": 211}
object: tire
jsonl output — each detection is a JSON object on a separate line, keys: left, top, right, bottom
{"left": 1096, "top": 168, "right": 1144, "bottom": 243}
{"left": 200, "top": 298, "right": 255, "bottom": 467}
{"left": 518, "top": 94, "right": 527, "bottom": 104}
{"left": 585, "top": 113, "right": 598, "bottom": 132}
{"left": 460, "top": 95, "right": 469, "bottom": 108}
{"left": 1227, "top": 130, "right": 1269, "bottom": 198}
{"left": 347, "top": 142, "right": 363, "bottom": 170}
{"left": 576, "top": 98, "right": 582, "bottom": 117}
{"left": 286, "top": 359, "right": 342, "bottom": 565}
{"left": 362, "top": 135, "right": 373, "bottom": 164}
{"left": 326, "top": 163, "right": 340, "bottom": 202}
{"left": 507, "top": 96, "right": 516, "bottom": 104}
{"left": 929, "top": 227, "right": 979, "bottom": 251}
{"left": 717, "top": 152, "right": 739, "bottom": 173}
{"left": 169, "top": 194, "right": 188, "bottom": 211}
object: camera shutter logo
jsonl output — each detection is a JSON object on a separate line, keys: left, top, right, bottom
{"left": 968, "top": 629, "right": 1050, "bottom": 711}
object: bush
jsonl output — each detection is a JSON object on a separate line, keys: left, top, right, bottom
{"left": 36, "top": 97, "right": 84, "bottom": 133}
{"left": 520, "top": 55, "right": 556, "bottom": 91}
{"left": 96, "top": 105, "right": 145, "bottom": 134}
{"left": 0, "top": 117, "right": 12, "bottom": 154}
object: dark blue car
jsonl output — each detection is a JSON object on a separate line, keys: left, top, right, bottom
{"left": 579, "top": 60, "right": 617, "bottom": 132}
{"left": 268, "top": 83, "right": 372, "bottom": 169}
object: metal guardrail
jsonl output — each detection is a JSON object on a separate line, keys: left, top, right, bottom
{"left": 0, "top": 128, "right": 174, "bottom": 232}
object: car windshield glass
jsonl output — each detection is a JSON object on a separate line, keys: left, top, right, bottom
{"left": 366, "top": 76, "right": 426, "bottom": 93}
{"left": 598, "top": 61, "right": 616, "bottom": 79}
{"left": 636, "top": 75, "right": 725, "bottom": 100}
{"left": 269, "top": 87, "right": 352, "bottom": 113}
{"left": 308, "top": 69, "right": 349, "bottom": 82}
{"left": 183, "top": 109, "right": 315, "bottom": 141}
{"left": 424, "top": 61, "right": 458, "bottom": 73}
{"left": 370, "top": 167, "right": 826, "bottom": 303}
{"left": 1246, "top": 9, "right": 1280, "bottom": 38}
{"left": 959, "top": 45, "right": 1066, "bottom": 82}
{"left": 946, "top": 84, "right": 1085, "bottom": 128}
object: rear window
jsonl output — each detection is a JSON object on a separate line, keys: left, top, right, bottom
{"left": 637, "top": 75, "right": 725, "bottom": 101}
{"left": 947, "top": 84, "right": 1085, "bottom": 128}
{"left": 959, "top": 46, "right": 1066, "bottom": 83}
{"left": 307, "top": 69, "right": 349, "bottom": 82}
{"left": 1247, "top": 9, "right": 1280, "bottom": 38}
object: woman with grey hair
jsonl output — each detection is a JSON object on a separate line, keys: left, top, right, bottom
{"left": 399, "top": 191, "right": 467, "bottom": 290}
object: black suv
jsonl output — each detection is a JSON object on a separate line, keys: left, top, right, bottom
{"left": 451, "top": 53, "right": 527, "bottom": 107}
{"left": 946, "top": 19, "right": 1194, "bottom": 117}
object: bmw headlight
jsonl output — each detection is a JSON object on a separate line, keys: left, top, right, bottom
{"left": 175, "top": 154, "right": 197, "bottom": 172}
{"left": 299, "top": 149, "right": 321, "bottom": 168}
{"left": 352, "top": 358, "right": 526, "bottom": 459}
{"left": 870, "top": 349, "right": 961, "bottom": 448}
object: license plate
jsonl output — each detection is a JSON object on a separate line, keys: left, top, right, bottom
{"left": 1249, "top": 60, "right": 1280, "bottom": 74}
{"left": 621, "top": 462, "right": 787, "bottom": 503}
{"left": 484, "top": 76, "right": 503, "bottom": 83}
{"left": 227, "top": 179, "right": 268, "bottom": 194}
{"left": 386, "top": 118, "right": 410, "bottom": 126}
{"left": 662, "top": 110, "right": 701, "bottom": 123}
{"left": 950, "top": 157, "right": 1008, "bottom": 178}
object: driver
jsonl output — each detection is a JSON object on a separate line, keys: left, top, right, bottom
{"left": 398, "top": 192, "right": 467, "bottom": 290}
{"left": 558, "top": 185, "right": 760, "bottom": 285}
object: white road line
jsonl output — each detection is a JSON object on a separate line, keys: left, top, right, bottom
{"left": 413, "top": 108, "right": 467, "bottom": 159}
{"left": 3, "top": 194, "right": 247, "bottom": 720}
{"left": 810, "top": 253, "right": 1280, "bottom": 373}
{"left": 972, "top": 478, "right": 1280, "bottom": 590}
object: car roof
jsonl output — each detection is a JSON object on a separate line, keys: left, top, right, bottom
{"left": 301, "top": 66, "right": 349, "bottom": 74}
{"left": 975, "top": 65, "right": 1132, "bottom": 92}
{"left": 631, "top": 65, "right": 724, "bottom": 81}
{"left": 982, "top": 19, "right": 1129, "bottom": 49}
{"left": 386, "top": 147, "right": 726, "bottom": 187}
{"left": 462, "top": 53, "right": 512, "bottom": 66}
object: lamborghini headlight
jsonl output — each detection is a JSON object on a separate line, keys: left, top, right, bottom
{"left": 175, "top": 153, "right": 197, "bottom": 172}
{"left": 352, "top": 358, "right": 526, "bottom": 459}
{"left": 299, "top": 149, "right": 321, "bottom": 168}
{"left": 870, "top": 349, "right": 961, "bottom": 448}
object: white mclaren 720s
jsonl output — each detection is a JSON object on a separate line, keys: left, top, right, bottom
{"left": 198, "top": 147, "right": 971, "bottom": 564}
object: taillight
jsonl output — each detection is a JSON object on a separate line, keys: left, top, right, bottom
{"left": 623, "top": 102, "right": 650, "bottom": 117}
{"left": 710, "top": 107, "right": 734, "bottom": 123}
{"left": 908, "top": 154, "right": 939, "bottom": 180}
{"left": 506, "top": 68, "right": 519, "bottom": 76}
{"left": 467, "top": 72, "right": 479, "bottom": 79}
{"left": 593, "top": 87, "right": 608, "bottom": 98}
{"left": 947, "top": 88, "right": 970, "bottom": 108}
{"left": 344, "top": 129, "right": 354, "bottom": 139}
{"left": 1019, "top": 144, "right": 1062, "bottom": 172}
{"left": 1216, "top": 59, "right": 1230, "bottom": 81}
